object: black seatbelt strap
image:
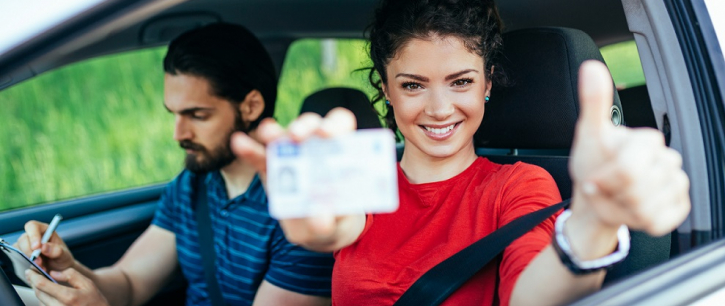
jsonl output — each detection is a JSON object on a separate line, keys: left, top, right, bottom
{"left": 393, "top": 199, "right": 570, "bottom": 306}
{"left": 195, "top": 174, "right": 227, "bottom": 306}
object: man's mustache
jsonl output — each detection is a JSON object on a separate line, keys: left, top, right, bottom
{"left": 179, "top": 140, "right": 206, "bottom": 152}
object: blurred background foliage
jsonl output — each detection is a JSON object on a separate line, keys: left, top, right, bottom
{"left": 600, "top": 40, "right": 646, "bottom": 89}
{"left": 0, "top": 38, "right": 643, "bottom": 211}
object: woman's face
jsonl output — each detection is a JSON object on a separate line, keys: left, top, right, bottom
{"left": 383, "top": 35, "right": 492, "bottom": 161}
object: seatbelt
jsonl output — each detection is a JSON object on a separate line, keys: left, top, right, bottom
{"left": 195, "top": 174, "right": 227, "bottom": 306}
{"left": 393, "top": 199, "right": 570, "bottom": 306}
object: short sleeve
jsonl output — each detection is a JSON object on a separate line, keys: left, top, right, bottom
{"left": 496, "top": 163, "right": 563, "bottom": 306}
{"left": 264, "top": 224, "right": 335, "bottom": 297}
{"left": 334, "top": 214, "right": 374, "bottom": 259}
{"left": 151, "top": 171, "right": 188, "bottom": 233}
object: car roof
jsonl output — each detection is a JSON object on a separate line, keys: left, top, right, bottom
{"left": 164, "top": 0, "right": 631, "bottom": 44}
{"left": 0, "top": 0, "right": 631, "bottom": 89}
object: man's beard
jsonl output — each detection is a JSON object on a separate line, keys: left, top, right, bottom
{"left": 180, "top": 113, "right": 248, "bottom": 173}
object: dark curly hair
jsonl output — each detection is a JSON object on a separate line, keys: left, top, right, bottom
{"left": 367, "top": 0, "right": 506, "bottom": 133}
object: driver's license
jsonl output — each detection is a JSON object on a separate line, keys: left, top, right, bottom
{"left": 266, "top": 129, "right": 399, "bottom": 219}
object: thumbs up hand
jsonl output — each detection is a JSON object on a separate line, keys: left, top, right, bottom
{"left": 568, "top": 60, "right": 690, "bottom": 237}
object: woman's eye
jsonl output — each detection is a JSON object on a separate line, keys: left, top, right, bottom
{"left": 402, "top": 82, "right": 422, "bottom": 90}
{"left": 452, "top": 78, "right": 473, "bottom": 87}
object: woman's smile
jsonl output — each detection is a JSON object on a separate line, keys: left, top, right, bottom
{"left": 419, "top": 121, "right": 462, "bottom": 140}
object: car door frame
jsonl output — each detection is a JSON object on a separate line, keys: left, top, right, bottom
{"left": 574, "top": 0, "right": 725, "bottom": 302}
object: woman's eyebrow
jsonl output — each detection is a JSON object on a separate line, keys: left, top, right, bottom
{"left": 444, "top": 69, "right": 478, "bottom": 81}
{"left": 395, "top": 73, "right": 429, "bottom": 82}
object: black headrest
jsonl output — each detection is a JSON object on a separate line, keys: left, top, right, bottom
{"left": 299, "top": 87, "right": 382, "bottom": 129}
{"left": 475, "top": 27, "right": 623, "bottom": 149}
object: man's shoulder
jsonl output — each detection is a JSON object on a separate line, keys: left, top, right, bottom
{"left": 245, "top": 174, "right": 268, "bottom": 203}
{"left": 158, "top": 170, "right": 201, "bottom": 210}
{"left": 165, "top": 169, "right": 201, "bottom": 193}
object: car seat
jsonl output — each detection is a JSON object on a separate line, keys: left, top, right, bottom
{"left": 299, "top": 87, "right": 382, "bottom": 129}
{"left": 477, "top": 27, "right": 670, "bottom": 284}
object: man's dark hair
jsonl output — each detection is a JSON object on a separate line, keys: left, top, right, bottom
{"left": 367, "top": 0, "right": 507, "bottom": 132}
{"left": 163, "top": 23, "right": 277, "bottom": 130}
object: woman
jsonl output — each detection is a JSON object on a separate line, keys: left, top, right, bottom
{"left": 233, "top": 0, "right": 691, "bottom": 305}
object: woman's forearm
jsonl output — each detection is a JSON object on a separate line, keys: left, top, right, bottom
{"left": 510, "top": 193, "right": 620, "bottom": 306}
{"left": 283, "top": 214, "right": 367, "bottom": 253}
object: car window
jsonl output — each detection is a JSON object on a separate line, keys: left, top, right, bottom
{"left": 0, "top": 47, "right": 181, "bottom": 211}
{"left": 276, "top": 38, "right": 380, "bottom": 126}
{"left": 600, "top": 40, "right": 646, "bottom": 90}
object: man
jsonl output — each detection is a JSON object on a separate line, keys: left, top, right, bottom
{"left": 15, "top": 23, "right": 334, "bottom": 306}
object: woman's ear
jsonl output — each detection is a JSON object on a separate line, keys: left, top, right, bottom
{"left": 378, "top": 70, "right": 391, "bottom": 102}
{"left": 239, "top": 89, "right": 265, "bottom": 125}
{"left": 382, "top": 83, "right": 390, "bottom": 101}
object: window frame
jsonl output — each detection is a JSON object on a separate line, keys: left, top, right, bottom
{"left": 0, "top": 46, "right": 182, "bottom": 211}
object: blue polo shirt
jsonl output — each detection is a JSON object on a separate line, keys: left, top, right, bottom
{"left": 152, "top": 170, "right": 334, "bottom": 305}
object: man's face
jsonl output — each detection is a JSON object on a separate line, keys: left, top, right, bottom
{"left": 164, "top": 73, "right": 247, "bottom": 173}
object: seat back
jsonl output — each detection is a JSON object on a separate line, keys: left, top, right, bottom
{"left": 478, "top": 27, "right": 668, "bottom": 284}
{"left": 476, "top": 27, "right": 624, "bottom": 199}
{"left": 619, "top": 85, "right": 658, "bottom": 128}
{"left": 299, "top": 87, "right": 382, "bottom": 129}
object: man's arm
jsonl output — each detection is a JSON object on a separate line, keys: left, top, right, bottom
{"left": 253, "top": 281, "right": 330, "bottom": 306}
{"left": 90, "top": 225, "right": 179, "bottom": 306}
{"left": 22, "top": 224, "right": 179, "bottom": 306}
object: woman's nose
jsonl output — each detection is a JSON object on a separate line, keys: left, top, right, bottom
{"left": 424, "top": 91, "right": 455, "bottom": 120}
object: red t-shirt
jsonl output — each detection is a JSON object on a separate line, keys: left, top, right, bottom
{"left": 332, "top": 157, "right": 562, "bottom": 306}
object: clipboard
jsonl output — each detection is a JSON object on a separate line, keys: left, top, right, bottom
{"left": 0, "top": 238, "right": 56, "bottom": 285}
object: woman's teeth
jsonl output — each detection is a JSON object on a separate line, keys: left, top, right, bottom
{"left": 424, "top": 123, "right": 455, "bottom": 134}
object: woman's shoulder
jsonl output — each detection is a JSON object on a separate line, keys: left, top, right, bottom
{"left": 476, "top": 157, "right": 554, "bottom": 182}
{"left": 476, "top": 158, "right": 560, "bottom": 199}
{"left": 478, "top": 158, "right": 562, "bottom": 223}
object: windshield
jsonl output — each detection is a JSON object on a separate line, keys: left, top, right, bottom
{"left": 0, "top": 0, "right": 106, "bottom": 55}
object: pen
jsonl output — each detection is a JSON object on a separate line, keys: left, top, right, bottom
{"left": 29, "top": 214, "right": 63, "bottom": 261}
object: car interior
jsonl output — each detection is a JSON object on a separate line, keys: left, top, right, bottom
{"left": 0, "top": 0, "right": 720, "bottom": 304}
{"left": 299, "top": 87, "right": 383, "bottom": 130}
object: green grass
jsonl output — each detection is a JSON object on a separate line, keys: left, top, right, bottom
{"left": 600, "top": 40, "right": 646, "bottom": 89}
{"left": 0, "top": 48, "right": 182, "bottom": 210}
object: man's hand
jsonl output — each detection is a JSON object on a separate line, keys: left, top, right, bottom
{"left": 25, "top": 268, "right": 110, "bottom": 306}
{"left": 232, "top": 108, "right": 365, "bottom": 251}
{"left": 568, "top": 60, "right": 691, "bottom": 239}
{"left": 14, "top": 221, "right": 75, "bottom": 272}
